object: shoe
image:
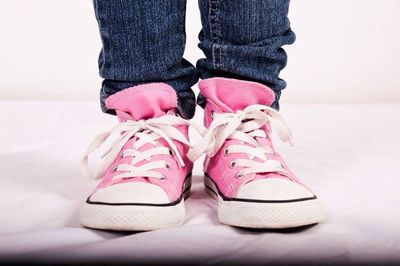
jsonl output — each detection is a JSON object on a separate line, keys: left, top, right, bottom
{"left": 80, "top": 83, "right": 200, "bottom": 231}
{"left": 188, "top": 78, "right": 324, "bottom": 229}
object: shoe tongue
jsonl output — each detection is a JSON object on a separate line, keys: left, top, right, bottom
{"left": 105, "top": 83, "right": 178, "bottom": 121}
{"left": 199, "top": 78, "right": 275, "bottom": 112}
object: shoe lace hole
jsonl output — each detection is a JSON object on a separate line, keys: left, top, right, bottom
{"left": 224, "top": 148, "right": 229, "bottom": 156}
{"left": 165, "top": 162, "right": 170, "bottom": 170}
{"left": 168, "top": 149, "right": 174, "bottom": 157}
{"left": 229, "top": 161, "right": 236, "bottom": 168}
{"left": 236, "top": 172, "right": 244, "bottom": 179}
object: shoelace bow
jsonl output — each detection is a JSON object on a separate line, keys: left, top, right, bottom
{"left": 81, "top": 113, "right": 205, "bottom": 181}
{"left": 187, "top": 104, "right": 294, "bottom": 177}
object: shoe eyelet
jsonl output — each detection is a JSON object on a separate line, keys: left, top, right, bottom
{"left": 229, "top": 160, "right": 236, "bottom": 168}
{"left": 120, "top": 153, "right": 125, "bottom": 158}
{"left": 168, "top": 149, "right": 174, "bottom": 157}
{"left": 236, "top": 172, "right": 244, "bottom": 179}
{"left": 165, "top": 162, "right": 170, "bottom": 170}
{"left": 224, "top": 148, "right": 230, "bottom": 156}
{"left": 210, "top": 111, "right": 215, "bottom": 119}
{"left": 112, "top": 166, "right": 118, "bottom": 172}
{"left": 159, "top": 175, "right": 166, "bottom": 181}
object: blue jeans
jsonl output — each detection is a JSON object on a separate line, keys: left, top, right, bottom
{"left": 93, "top": 0, "right": 295, "bottom": 119}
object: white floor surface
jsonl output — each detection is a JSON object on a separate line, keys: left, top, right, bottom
{"left": 0, "top": 101, "right": 399, "bottom": 264}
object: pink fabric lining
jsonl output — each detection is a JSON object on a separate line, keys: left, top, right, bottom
{"left": 105, "top": 83, "right": 178, "bottom": 121}
{"left": 199, "top": 77, "right": 275, "bottom": 113}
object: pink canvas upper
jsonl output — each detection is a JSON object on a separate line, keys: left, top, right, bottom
{"left": 199, "top": 77, "right": 307, "bottom": 198}
{"left": 91, "top": 83, "right": 192, "bottom": 202}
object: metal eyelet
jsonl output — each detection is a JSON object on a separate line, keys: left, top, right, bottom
{"left": 165, "top": 162, "right": 170, "bottom": 170}
{"left": 224, "top": 148, "right": 229, "bottom": 156}
{"left": 120, "top": 153, "right": 125, "bottom": 158}
{"left": 229, "top": 161, "right": 236, "bottom": 168}
{"left": 112, "top": 166, "right": 118, "bottom": 172}
{"left": 210, "top": 111, "right": 215, "bottom": 119}
{"left": 236, "top": 172, "right": 244, "bottom": 179}
{"left": 168, "top": 149, "right": 174, "bottom": 157}
{"left": 159, "top": 175, "right": 166, "bottom": 181}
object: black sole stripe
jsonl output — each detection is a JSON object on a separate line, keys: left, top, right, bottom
{"left": 204, "top": 183, "right": 218, "bottom": 197}
{"left": 205, "top": 173, "right": 318, "bottom": 204}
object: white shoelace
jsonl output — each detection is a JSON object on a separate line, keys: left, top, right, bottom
{"left": 187, "top": 104, "right": 293, "bottom": 178}
{"left": 81, "top": 113, "right": 205, "bottom": 181}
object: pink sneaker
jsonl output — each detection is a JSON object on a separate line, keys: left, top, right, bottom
{"left": 188, "top": 78, "right": 324, "bottom": 228}
{"left": 80, "top": 83, "right": 201, "bottom": 231}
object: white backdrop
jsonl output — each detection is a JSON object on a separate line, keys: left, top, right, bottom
{"left": 1, "top": 2, "right": 400, "bottom": 263}
{"left": 1, "top": 0, "right": 399, "bottom": 104}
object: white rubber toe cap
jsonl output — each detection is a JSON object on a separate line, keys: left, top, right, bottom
{"left": 236, "top": 178, "right": 315, "bottom": 201}
{"left": 89, "top": 182, "right": 170, "bottom": 204}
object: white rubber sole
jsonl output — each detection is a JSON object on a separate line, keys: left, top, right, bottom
{"left": 80, "top": 200, "right": 186, "bottom": 231}
{"left": 80, "top": 177, "right": 191, "bottom": 231}
{"left": 204, "top": 175, "right": 325, "bottom": 229}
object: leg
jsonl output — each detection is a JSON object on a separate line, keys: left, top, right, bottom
{"left": 80, "top": 1, "right": 201, "bottom": 231}
{"left": 189, "top": 1, "right": 324, "bottom": 229}
{"left": 197, "top": 0, "right": 295, "bottom": 109}
{"left": 93, "top": 0, "right": 198, "bottom": 119}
